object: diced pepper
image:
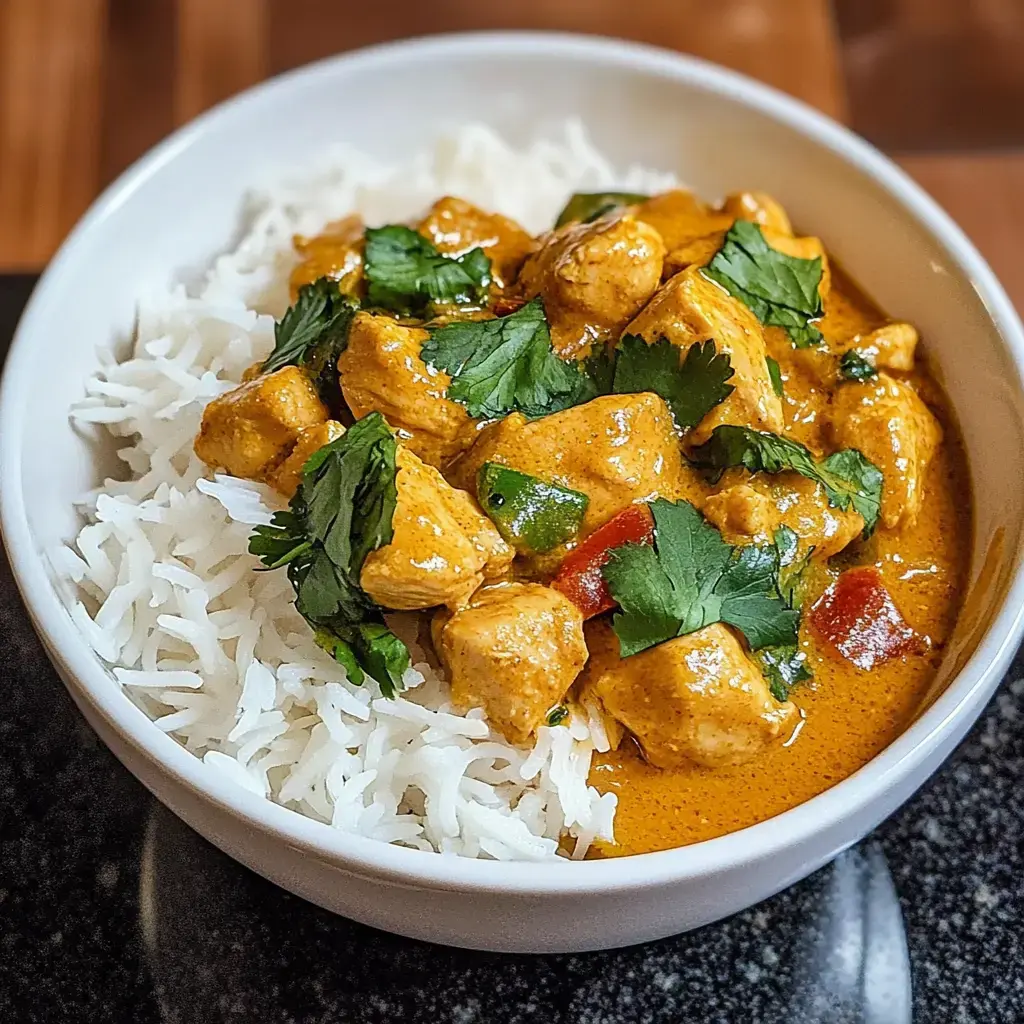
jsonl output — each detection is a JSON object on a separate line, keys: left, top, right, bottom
{"left": 554, "top": 191, "right": 651, "bottom": 228}
{"left": 551, "top": 504, "right": 655, "bottom": 618}
{"left": 809, "top": 566, "right": 920, "bottom": 670}
{"left": 476, "top": 463, "right": 589, "bottom": 554}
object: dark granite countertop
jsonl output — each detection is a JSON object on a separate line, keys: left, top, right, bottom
{"left": 1, "top": 274, "right": 1022, "bottom": 1023}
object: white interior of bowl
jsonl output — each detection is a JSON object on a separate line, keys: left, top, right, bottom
{"left": 3, "top": 32, "right": 1024, "bottom": 892}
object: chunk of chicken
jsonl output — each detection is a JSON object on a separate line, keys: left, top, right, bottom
{"left": 662, "top": 235, "right": 729, "bottom": 278}
{"left": 846, "top": 322, "right": 918, "bottom": 373}
{"left": 265, "top": 420, "right": 345, "bottom": 498}
{"left": 518, "top": 213, "right": 666, "bottom": 357}
{"left": 448, "top": 393, "right": 707, "bottom": 537}
{"left": 435, "top": 582, "right": 588, "bottom": 744}
{"left": 703, "top": 471, "right": 863, "bottom": 559}
{"left": 418, "top": 196, "right": 534, "bottom": 290}
{"left": 589, "top": 621, "right": 798, "bottom": 769}
{"left": 719, "top": 191, "right": 793, "bottom": 236}
{"left": 338, "top": 312, "right": 474, "bottom": 467}
{"left": 766, "top": 472, "right": 865, "bottom": 560}
{"left": 830, "top": 374, "right": 942, "bottom": 530}
{"left": 702, "top": 481, "right": 775, "bottom": 544}
{"left": 289, "top": 214, "right": 365, "bottom": 300}
{"left": 194, "top": 367, "right": 329, "bottom": 481}
{"left": 626, "top": 267, "right": 784, "bottom": 440}
{"left": 360, "top": 447, "right": 513, "bottom": 611}
{"left": 633, "top": 189, "right": 732, "bottom": 254}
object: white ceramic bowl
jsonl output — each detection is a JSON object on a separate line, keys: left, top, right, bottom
{"left": 3, "top": 32, "right": 1024, "bottom": 954}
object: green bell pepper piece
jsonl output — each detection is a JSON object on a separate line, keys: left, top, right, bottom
{"left": 476, "top": 463, "right": 589, "bottom": 554}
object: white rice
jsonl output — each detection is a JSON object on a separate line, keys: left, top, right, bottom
{"left": 57, "top": 123, "right": 677, "bottom": 860}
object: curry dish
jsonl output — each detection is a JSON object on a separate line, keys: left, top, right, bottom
{"left": 193, "top": 186, "right": 970, "bottom": 857}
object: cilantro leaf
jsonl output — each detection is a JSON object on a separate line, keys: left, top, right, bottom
{"left": 755, "top": 644, "right": 812, "bottom": 702}
{"left": 839, "top": 349, "right": 877, "bottom": 381}
{"left": 774, "top": 525, "right": 814, "bottom": 610}
{"left": 766, "top": 355, "right": 784, "bottom": 396}
{"left": 363, "top": 225, "right": 491, "bottom": 314}
{"left": 610, "top": 336, "right": 735, "bottom": 430}
{"left": 554, "top": 191, "right": 650, "bottom": 228}
{"left": 314, "top": 627, "right": 365, "bottom": 685}
{"left": 568, "top": 335, "right": 735, "bottom": 429}
{"left": 775, "top": 523, "right": 800, "bottom": 568}
{"left": 247, "top": 412, "right": 409, "bottom": 697}
{"left": 603, "top": 542, "right": 688, "bottom": 658}
{"left": 261, "top": 278, "right": 358, "bottom": 398}
{"left": 704, "top": 221, "right": 824, "bottom": 348}
{"left": 545, "top": 704, "right": 570, "bottom": 727}
{"left": 713, "top": 543, "right": 800, "bottom": 649}
{"left": 689, "top": 425, "right": 883, "bottom": 537}
{"left": 249, "top": 510, "right": 312, "bottom": 571}
{"left": 575, "top": 346, "right": 617, "bottom": 404}
{"left": 602, "top": 498, "right": 799, "bottom": 657}
{"left": 420, "top": 298, "right": 584, "bottom": 419}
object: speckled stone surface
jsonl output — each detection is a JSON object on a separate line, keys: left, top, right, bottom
{"left": 2, "top": 275, "right": 1023, "bottom": 1023}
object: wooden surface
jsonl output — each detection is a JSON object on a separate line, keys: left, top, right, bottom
{"left": 0, "top": 0, "right": 1022, "bottom": 312}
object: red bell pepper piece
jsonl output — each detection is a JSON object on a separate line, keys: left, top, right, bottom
{"left": 551, "top": 504, "right": 655, "bottom": 618}
{"left": 809, "top": 566, "right": 921, "bottom": 670}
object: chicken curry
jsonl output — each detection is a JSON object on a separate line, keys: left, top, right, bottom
{"left": 194, "top": 186, "right": 970, "bottom": 857}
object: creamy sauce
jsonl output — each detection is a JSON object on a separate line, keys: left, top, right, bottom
{"left": 590, "top": 265, "right": 972, "bottom": 857}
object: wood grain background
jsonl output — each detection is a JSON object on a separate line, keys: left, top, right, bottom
{"left": 1, "top": 0, "right": 1022, "bottom": 308}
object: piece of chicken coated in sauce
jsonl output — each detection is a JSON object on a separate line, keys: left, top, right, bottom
{"left": 338, "top": 312, "right": 475, "bottom": 468}
{"left": 435, "top": 582, "right": 588, "bottom": 745}
{"left": 448, "top": 392, "right": 707, "bottom": 538}
{"left": 589, "top": 620, "right": 799, "bottom": 770}
{"left": 626, "top": 266, "right": 784, "bottom": 441}
{"left": 264, "top": 420, "right": 345, "bottom": 499}
{"left": 289, "top": 214, "right": 365, "bottom": 300}
{"left": 360, "top": 446, "right": 513, "bottom": 612}
{"left": 829, "top": 373, "right": 942, "bottom": 531}
{"left": 719, "top": 191, "right": 794, "bottom": 236}
{"left": 417, "top": 196, "right": 534, "bottom": 290}
{"left": 632, "top": 189, "right": 733, "bottom": 256}
{"left": 846, "top": 322, "right": 918, "bottom": 373}
{"left": 703, "top": 471, "right": 864, "bottom": 560}
{"left": 518, "top": 213, "right": 666, "bottom": 358}
{"left": 194, "top": 366, "right": 329, "bottom": 481}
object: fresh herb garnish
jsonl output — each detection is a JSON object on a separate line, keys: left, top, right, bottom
{"left": 574, "top": 336, "right": 734, "bottom": 430}
{"left": 477, "top": 463, "right": 589, "bottom": 554}
{"left": 704, "top": 221, "right": 824, "bottom": 348}
{"left": 689, "top": 425, "right": 883, "bottom": 537}
{"left": 774, "top": 525, "right": 814, "bottom": 609}
{"left": 601, "top": 499, "right": 799, "bottom": 657}
{"left": 363, "top": 225, "right": 491, "bottom": 314}
{"left": 261, "top": 279, "right": 358, "bottom": 411}
{"left": 420, "top": 298, "right": 584, "bottom": 419}
{"left": 839, "top": 349, "right": 877, "bottom": 381}
{"left": 755, "top": 644, "right": 812, "bottom": 702}
{"left": 248, "top": 412, "right": 410, "bottom": 697}
{"left": 554, "top": 191, "right": 650, "bottom": 228}
{"left": 756, "top": 525, "right": 816, "bottom": 700}
{"left": 610, "top": 336, "right": 735, "bottom": 430}
{"left": 576, "top": 346, "right": 618, "bottom": 403}
{"left": 766, "top": 355, "right": 784, "bottom": 396}
{"left": 546, "top": 704, "right": 570, "bottom": 727}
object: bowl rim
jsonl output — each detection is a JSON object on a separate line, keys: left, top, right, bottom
{"left": 3, "top": 29, "right": 1024, "bottom": 896}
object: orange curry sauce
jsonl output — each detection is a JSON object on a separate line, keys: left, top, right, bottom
{"left": 590, "top": 267, "right": 972, "bottom": 856}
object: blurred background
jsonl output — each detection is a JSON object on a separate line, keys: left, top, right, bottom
{"left": 0, "top": 0, "right": 1022, "bottom": 310}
